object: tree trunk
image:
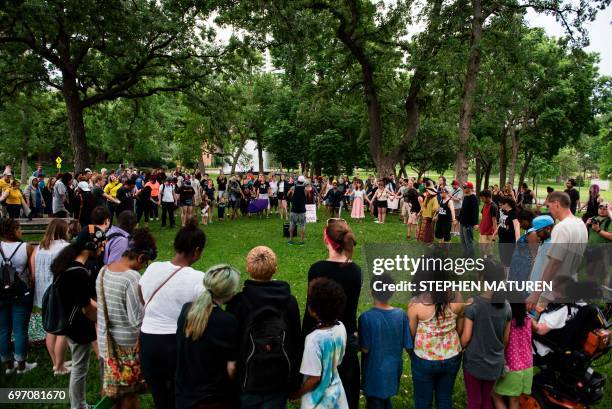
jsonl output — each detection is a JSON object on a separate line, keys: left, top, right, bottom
{"left": 454, "top": 0, "right": 484, "bottom": 184}
{"left": 475, "top": 156, "right": 482, "bottom": 195}
{"left": 197, "top": 151, "right": 206, "bottom": 175}
{"left": 499, "top": 126, "right": 508, "bottom": 186}
{"left": 62, "top": 75, "right": 89, "bottom": 173}
{"left": 19, "top": 108, "right": 30, "bottom": 184}
{"left": 230, "top": 139, "right": 247, "bottom": 175}
{"left": 518, "top": 151, "right": 533, "bottom": 188}
{"left": 507, "top": 125, "right": 519, "bottom": 186}
{"left": 484, "top": 162, "right": 492, "bottom": 191}
{"left": 399, "top": 160, "right": 407, "bottom": 178}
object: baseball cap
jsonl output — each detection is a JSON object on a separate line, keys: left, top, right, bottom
{"left": 463, "top": 181, "right": 474, "bottom": 189}
{"left": 452, "top": 180, "right": 459, "bottom": 186}
{"left": 84, "top": 168, "right": 92, "bottom": 173}
{"left": 527, "top": 215, "right": 555, "bottom": 233}
{"left": 298, "top": 175, "right": 305, "bottom": 183}
{"left": 77, "top": 181, "right": 91, "bottom": 192}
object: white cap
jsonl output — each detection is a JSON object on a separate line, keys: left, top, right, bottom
{"left": 77, "top": 181, "right": 91, "bottom": 192}
{"left": 84, "top": 168, "right": 92, "bottom": 173}
{"left": 298, "top": 175, "right": 305, "bottom": 183}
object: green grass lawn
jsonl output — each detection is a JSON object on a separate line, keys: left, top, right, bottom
{"left": 1, "top": 208, "right": 610, "bottom": 408}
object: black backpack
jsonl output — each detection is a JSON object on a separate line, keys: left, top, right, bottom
{"left": 41, "top": 267, "right": 80, "bottom": 335}
{"left": 0, "top": 242, "right": 30, "bottom": 300}
{"left": 239, "top": 298, "right": 292, "bottom": 393}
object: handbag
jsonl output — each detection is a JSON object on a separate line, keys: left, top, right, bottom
{"left": 100, "top": 267, "right": 146, "bottom": 398}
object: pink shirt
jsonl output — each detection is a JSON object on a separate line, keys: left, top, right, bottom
{"left": 505, "top": 316, "right": 532, "bottom": 371}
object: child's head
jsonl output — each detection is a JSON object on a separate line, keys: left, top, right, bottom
{"left": 246, "top": 246, "right": 277, "bottom": 281}
{"left": 371, "top": 273, "right": 394, "bottom": 304}
{"left": 308, "top": 278, "right": 346, "bottom": 326}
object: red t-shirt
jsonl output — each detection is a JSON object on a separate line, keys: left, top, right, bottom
{"left": 480, "top": 202, "right": 498, "bottom": 235}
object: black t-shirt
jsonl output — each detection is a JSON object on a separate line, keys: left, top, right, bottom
{"left": 77, "top": 191, "right": 96, "bottom": 226}
{"left": 303, "top": 260, "right": 362, "bottom": 336}
{"left": 291, "top": 185, "right": 306, "bottom": 213}
{"left": 437, "top": 199, "right": 452, "bottom": 223}
{"left": 204, "top": 186, "right": 216, "bottom": 201}
{"left": 92, "top": 186, "right": 106, "bottom": 207}
{"left": 325, "top": 189, "right": 344, "bottom": 208}
{"left": 254, "top": 181, "right": 269, "bottom": 195}
{"left": 116, "top": 186, "right": 134, "bottom": 214}
{"left": 138, "top": 186, "right": 152, "bottom": 203}
{"left": 175, "top": 303, "right": 239, "bottom": 408}
{"left": 241, "top": 183, "right": 251, "bottom": 198}
{"left": 57, "top": 261, "right": 96, "bottom": 344}
{"left": 498, "top": 208, "right": 517, "bottom": 243}
{"left": 217, "top": 177, "right": 227, "bottom": 191}
{"left": 178, "top": 186, "right": 195, "bottom": 203}
{"left": 565, "top": 188, "right": 580, "bottom": 214}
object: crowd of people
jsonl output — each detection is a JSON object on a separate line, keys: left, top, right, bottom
{"left": 0, "top": 163, "right": 611, "bottom": 409}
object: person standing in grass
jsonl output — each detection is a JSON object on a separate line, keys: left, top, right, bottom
{"left": 408, "top": 263, "right": 464, "bottom": 409}
{"left": 139, "top": 220, "right": 207, "bottom": 409}
{"left": 359, "top": 273, "right": 412, "bottom": 409}
{"left": 434, "top": 188, "right": 456, "bottom": 246}
{"left": 33, "top": 219, "right": 70, "bottom": 375}
{"left": 350, "top": 179, "right": 369, "bottom": 222}
{"left": 461, "top": 260, "right": 511, "bottom": 409}
{"left": 226, "top": 246, "right": 302, "bottom": 409}
{"left": 175, "top": 264, "right": 241, "bottom": 409}
{"left": 459, "top": 182, "right": 479, "bottom": 258}
{"left": 293, "top": 277, "right": 348, "bottom": 409}
{"left": 492, "top": 302, "right": 533, "bottom": 409}
{"left": 0, "top": 218, "right": 36, "bottom": 375}
{"left": 564, "top": 179, "right": 580, "bottom": 215}
{"left": 97, "top": 229, "right": 157, "bottom": 408}
{"left": 287, "top": 175, "right": 307, "bottom": 245}
{"left": 51, "top": 226, "right": 105, "bottom": 409}
{"left": 418, "top": 187, "right": 439, "bottom": 243}
{"left": 450, "top": 180, "right": 463, "bottom": 236}
{"left": 303, "top": 219, "right": 361, "bottom": 409}
{"left": 478, "top": 190, "right": 498, "bottom": 258}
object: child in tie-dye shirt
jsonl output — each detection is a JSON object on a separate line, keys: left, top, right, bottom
{"left": 295, "top": 278, "right": 348, "bottom": 409}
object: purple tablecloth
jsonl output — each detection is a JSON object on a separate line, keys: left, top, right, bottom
{"left": 247, "top": 199, "right": 269, "bottom": 213}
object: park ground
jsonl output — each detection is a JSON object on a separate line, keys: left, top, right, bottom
{"left": 1, "top": 205, "right": 611, "bottom": 409}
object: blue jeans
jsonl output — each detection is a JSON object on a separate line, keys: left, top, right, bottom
{"left": 240, "top": 392, "right": 287, "bottom": 409}
{"left": 460, "top": 225, "right": 475, "bottom": 258}
{"left": 0, "top": 294, "right": 33, "bottom": 362}
{"left": 411, "top": 353, "right": 461, "bottom": 409}
{"left": 366, "top": 397, "right": 393, "bottom": 409}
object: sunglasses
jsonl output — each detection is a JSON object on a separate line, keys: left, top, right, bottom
{"left": 599, "top": 205, "right": 607, "bottom": 209}
{"left": 326, "top": 218, "right": 347, "bottom": 226}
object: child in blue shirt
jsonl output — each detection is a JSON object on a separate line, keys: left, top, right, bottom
{"left": 359, "top": 274, "right": 413, "bottom": 409}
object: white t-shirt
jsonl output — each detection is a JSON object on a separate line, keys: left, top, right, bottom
{"left": 160, "top": 183, "right": 175, "bottom": 203}
{"left": 139, "top": 261, "right": 205, "bottom": 334}
{"left": 451, "top": 187, "right": 464, "bottom": 209}
{"left": 533, "top": 304, "right": 582, "bottom": 356}
{"left": 300, "top": 322, "right": 348, "bottom": 409}
{"left": 547, "top": 215, "right": 587, "bottom": 279}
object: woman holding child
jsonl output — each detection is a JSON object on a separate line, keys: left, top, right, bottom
{"left": 303, "top": 218, "right": 361, "bottom": 409}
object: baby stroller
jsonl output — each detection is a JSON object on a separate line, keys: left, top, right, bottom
{"left": 520, "top": 303, "right": 611, "bottom": 409}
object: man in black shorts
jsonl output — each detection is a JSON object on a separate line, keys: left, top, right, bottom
{"left": 287, "top": 175, "right": 307, "bottom": 245}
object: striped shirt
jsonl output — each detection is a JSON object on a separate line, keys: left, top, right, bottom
{"left": 96, "top": 267, "right": 143, "bottom": 359}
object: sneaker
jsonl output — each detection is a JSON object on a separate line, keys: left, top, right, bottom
{"left": 287, "top": 240, "right": 294, "bottom": 245}
{"left": 16, "top": 362, "right": 37, "bottom": 374}
{"left": 297, "top": 241, "right": 305, "bottom": 246}
{"left": 5, "top": 367, "right": 15, "bottom": 375}
{"left": 63, "top": 360, "right": 72, "bottom": 368}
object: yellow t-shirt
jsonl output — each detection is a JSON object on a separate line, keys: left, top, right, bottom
{"left": 0, "top": 178, "right": 10, "bottom": 192}
{"left": 104, "top": 181, "right": 121, "bottom": 198}
{"left": 5, "top": 187, "right": 23, "bottom": 205}
{"left": 422, "top": 196, "right": 439, "bottom": 218}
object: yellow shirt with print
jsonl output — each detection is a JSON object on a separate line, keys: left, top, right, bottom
{"left": 422, "top": 196, "right": 439, "bottom": 218}
{"left": 104, "top": 181, "right": 121, "bottom": 198}
{"left": 5, "top": 187, "right": 23, "bottom": 205}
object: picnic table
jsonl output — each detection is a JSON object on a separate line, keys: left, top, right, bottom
{"left": 16, "top": 217, "right": 73, "bottom": 234}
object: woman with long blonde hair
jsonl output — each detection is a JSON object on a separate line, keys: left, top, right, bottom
{"left": 175, "top": 264, "right": 241, "bottom": 409}
{"left": 33, "top": 219, "right": 71, "bottom": 374}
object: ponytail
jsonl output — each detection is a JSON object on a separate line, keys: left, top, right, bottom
{"left": 184, "top": 264, "right": 240, "bottom": 340}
